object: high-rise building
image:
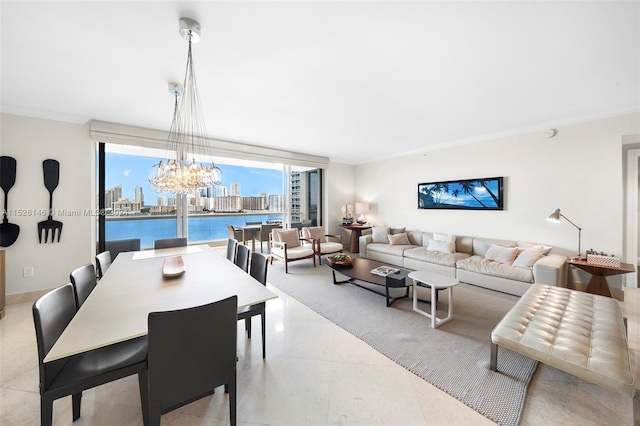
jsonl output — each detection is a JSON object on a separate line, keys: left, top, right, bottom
{"left": 219, "top": 186, "right": 228, "bottom": 197}
{"left": 105, "top": 184, "right": 122, "bottom": 211}
{"left": 268, "top": 194, "right": 284, "bottom": 212}
{"left": 230, "top": 182, "right": 241, "bottom": 196}
{"left": 168, "top": 197, "right": 177, "bottom": 207}
{"left": 157, "top": 196, "right": 166, "bottom": 207}
{"left": 291, "top": 172, "right": 301, "bottom": 222}
{"left": 134, "top": 186, "right": 144, "bottom": 206}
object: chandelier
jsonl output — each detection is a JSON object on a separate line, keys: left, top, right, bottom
{"left": 148, "top": 18, "right": 222, "bottom": 195}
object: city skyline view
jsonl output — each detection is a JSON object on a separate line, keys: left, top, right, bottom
{"left": 106, "top": 152, "right": 283, "bottom": 205}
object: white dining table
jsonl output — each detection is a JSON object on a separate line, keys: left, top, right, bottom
{"left": 44, "top": 244, "right": 278, "bottom": 362}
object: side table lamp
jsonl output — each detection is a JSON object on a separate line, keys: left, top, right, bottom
{"left": 547, "top": 208, "right": 582, "bottom": 260}
{"left": 355, "top": 203, "right": 369, "bottom": 225}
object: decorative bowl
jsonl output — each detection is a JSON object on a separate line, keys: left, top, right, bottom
{"left": 327, "top": 254, "right": 354, "bottom": 266}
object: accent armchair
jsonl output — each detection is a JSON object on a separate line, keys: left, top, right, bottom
{"left": 269, "top": 228, "right": 316, "bottom": 273}
{"left": 301, "top": 226, "right": 344, "bottom": 263}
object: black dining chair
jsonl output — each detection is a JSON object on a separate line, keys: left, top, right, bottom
{"left": 70, "top": 264, "right": 97, "bottom": 309}
{"left": 146, "top": 296, "right": 238, "bottom": 425}
{"left": 235, "top": 244, "right": 251, "bottom": 272}
{"left": 154, "top": 238, "right": 188, "bottom": 249}
{"left": 32, "top": 283, "right": 148, "bottom": 426}
{"left": 105, "top": 238, "right": 141, "bottom": 260}
{"left": 227, "top": 238, "right": 239, "bottom": 262}
{"left": 238, "top": 252, "right": 269, "bottom": 358}
{"left": 95, "top": 250, "right": 112, "bottom": 280}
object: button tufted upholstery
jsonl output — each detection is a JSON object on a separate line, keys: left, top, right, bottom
{"left": 491, "top": 284, "right": 637, "bottom": 412}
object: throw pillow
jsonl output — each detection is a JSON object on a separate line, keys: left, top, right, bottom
{"left": 427, "top": 239, "right": 455, "bottom": 254}
{"left": 372, "top": 227, "right": 390, "bottom": 243}
{"left": 388, "top": 232, "right": 411, "bottom": 245}
{"left": 512, "top": 248, "right": 545, "bottom": 269}
{"left": 390, "top": 227, "right": 406, "bottom": 235}
{"left": 273, "top": 229, "right": 300, "bottom": 248}
{"left": 433, "top": 232, "right": 456, "bottom": 243}
{"left": 303, "top": 226, "right": 326, "bottom": 243}
{"left": 484, "top": 245, "right": 518, "bottom": 265}
{"left": 517, "top": 241, "right": 553, "bottom": 255}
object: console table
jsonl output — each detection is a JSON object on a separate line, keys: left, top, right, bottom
{"left": 341, "top": 224, "right": 372, "bottom": 253}
{"left": 567, "top": 258, "right": 636, "bottom": 298}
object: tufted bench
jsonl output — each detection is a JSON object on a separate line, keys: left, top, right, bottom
{"left": 490, "top": 283, "right": 638, "bottom": 424}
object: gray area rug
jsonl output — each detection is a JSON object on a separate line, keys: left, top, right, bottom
{"left": 267, "top": 261, "right": 538, "bottom": 426}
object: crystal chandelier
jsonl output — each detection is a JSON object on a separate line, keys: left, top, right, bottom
{"left": 148, "top": 18, "right": 222, "bottom": 195}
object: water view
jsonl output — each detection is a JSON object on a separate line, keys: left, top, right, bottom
{"left": 106, "top": 213, "right": 282, "bottom": 249}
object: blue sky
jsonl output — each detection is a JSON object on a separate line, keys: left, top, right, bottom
{"left": 106, "top": 152, "right": 283, "bottom": 203}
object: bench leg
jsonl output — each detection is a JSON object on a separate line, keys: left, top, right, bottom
{"left": 490, "top": 343, "right": 498, "bottom": 372}
{"left": 634, "top": 391, "right": 639, "bottom": 426}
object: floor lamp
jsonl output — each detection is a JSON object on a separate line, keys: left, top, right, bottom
{"left": 547, "top": 208, "right": 582, "bottom": 260}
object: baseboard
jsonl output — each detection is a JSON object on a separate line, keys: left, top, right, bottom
{"left": 6, "top": 289, "right": 49, "bottom": 306}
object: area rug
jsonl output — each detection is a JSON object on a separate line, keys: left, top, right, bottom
{"left": 267, "top": 261, "right": 538, "bottom": 426}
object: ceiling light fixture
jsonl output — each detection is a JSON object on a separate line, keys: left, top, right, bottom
{"left": 148, "top": 18, "right": 222, "bottom": 194}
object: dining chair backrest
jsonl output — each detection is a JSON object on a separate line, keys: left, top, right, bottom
{"left": 147, "top": 296, "right": 238, "bottom": 424}
{"left": 154, "top": 238, "right": 188, "bottom": 249}
{"left": 33, "top": 283, "right": 149, "bottom": 425}
{"left": 95, "top": 251, "right": 112, "bottom": 279}
{"left": 33, "top": 283, "right": 77, "bottom": 389}
{"left": 245, "top": 221, "right": 262, "bottom": 225}
{"left": 226, "top": 224, "right": 244, "bottom": 241}
{"left": 226, "top": 238, "right": 239, "bottom": 262}
{"left": 105, "top": 238, "right": 140, "bottom": 260}
{"left": 249, "top": 252, "right": 269, "bottom": 286}
{"left": 235, "top": 244, "right": 251, "bottom": 272}
{"left": 70, "top": 264, "right": 97, "bottom": 309}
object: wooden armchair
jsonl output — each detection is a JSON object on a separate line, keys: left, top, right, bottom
{"left": 301, "top": 226, "right": 344, "bottom": 263}
{"left": 269, "top": 228, "right": 316, "bottom": 273}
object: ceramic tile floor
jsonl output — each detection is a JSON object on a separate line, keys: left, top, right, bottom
{"left": 1, "top": 277, "right": 638, "bottom": 426}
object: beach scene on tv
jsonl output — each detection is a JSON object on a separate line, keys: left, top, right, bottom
{"left": 418, "top": 177, "right": 503, "bottom": 210}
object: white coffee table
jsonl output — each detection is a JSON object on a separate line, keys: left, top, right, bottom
{"left": 408, "top": 270, "right": 459, "bottom": 328}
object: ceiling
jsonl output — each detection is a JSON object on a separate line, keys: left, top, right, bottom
{"left": 1, "top": 1, "right": 638, "bottom": 164}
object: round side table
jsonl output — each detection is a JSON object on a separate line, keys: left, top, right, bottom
{"left": 408, "top": 270, "right": 459, "bottom": 328}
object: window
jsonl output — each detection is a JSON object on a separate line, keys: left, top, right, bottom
{"left": 97, "top": 143, "right": 321, "bottom": 251}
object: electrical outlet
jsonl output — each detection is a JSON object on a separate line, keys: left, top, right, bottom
{"left": 23, "top": 267, "right": 34, "bottom": 277}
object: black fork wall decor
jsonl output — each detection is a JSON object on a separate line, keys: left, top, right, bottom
{"left": 37, "top": 159, "right": 63, "bottom": 243}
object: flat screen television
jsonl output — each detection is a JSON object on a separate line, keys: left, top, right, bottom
{"left": 418, "top": 177, "right": 504, "bottom": 210}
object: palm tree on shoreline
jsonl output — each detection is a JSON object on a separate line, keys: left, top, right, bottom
{"left": 458, "top": 181, "right": 487, "bottom": 207}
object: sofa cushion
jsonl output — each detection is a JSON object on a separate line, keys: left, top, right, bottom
{"left": 404, "top": 247, "right": 470, "bottom": 267}
{"left": 388, "top": 232, "right": 411, "bottom": 245}
{"left": 367, "top": 242, "right": 412, "bottom": 257}
{"left": 434, "top": 232, "right": 456, "bottom": 243}
{"left": 427, "top": 239, "right": 455, "bottom": 254}
{"left": 517, "top": 241, "right": 553, "bottom": 255}
{"left": 485, "top": 245, "right": 518, "bottom": 265}
{"left": 473, "top": 238, "right": 516, "bottom": 257}
{"left": 512, "top": 247, "right": 545, "bottom": 269}
{"left": 372, "top": 227, "right": 390, "bottom": 243}
{"left": 273, "top": 229, "right": 300, "bottom": 248}
{"left": 407, "top": 230, "right": 423, "bottom": 245}
{"left": 457, "top": 255, "right": 534, "bottom": 282}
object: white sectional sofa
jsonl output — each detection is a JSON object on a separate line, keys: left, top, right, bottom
{"left": 358, "top": 227, "right": 568, "bottom": 297}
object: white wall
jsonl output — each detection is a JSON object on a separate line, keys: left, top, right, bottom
{"left": 355, "top": 113, "right": 639, "bottom": 262}
{"left": 1, "top": 113, "right": 93, "bottom": 296}
{"left": 324, "top": 161, "right": 356, "bottom": 241}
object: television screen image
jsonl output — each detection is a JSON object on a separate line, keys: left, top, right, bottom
{"left": 418, "top": 177, "right": 504, "bottom": 210}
